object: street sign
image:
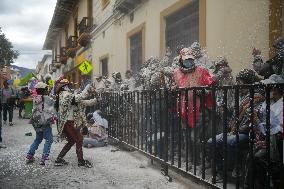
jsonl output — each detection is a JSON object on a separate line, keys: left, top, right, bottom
{"left": 79, "top": 60, "right": 92, "bottom": 74}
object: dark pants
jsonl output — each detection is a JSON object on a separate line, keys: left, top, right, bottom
{"left": 3, "top": 103, "right": 13, "bottom": 123}
{"left": 18, "top": 102, "right": 24, "bottom": 117}
{"left": 57, "top": 121, "right": 84, "bottom": 161}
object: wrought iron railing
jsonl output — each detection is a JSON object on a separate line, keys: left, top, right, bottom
{"left": 96, "top": 84, "right": 284, "bottom": 189}
{"left": 67, "top": 36, "right": 78, "bottom": 49}
{"left": 60, "top": 47, "right": 67, "bottom": 57}
{"left": 78, "top": 17, "right": 92, "bottom": 36}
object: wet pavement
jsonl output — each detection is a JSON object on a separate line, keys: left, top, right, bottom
{"left": 0, "top": 114, "right": 199, "bottom": 189}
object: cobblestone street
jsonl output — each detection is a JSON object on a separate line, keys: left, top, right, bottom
{"left": 0, "top": 115, "right": 199, "bottom": 189}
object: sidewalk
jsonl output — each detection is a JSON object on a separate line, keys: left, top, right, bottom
{"left": 0, "top": 114, "right": 202, "bottom": 189}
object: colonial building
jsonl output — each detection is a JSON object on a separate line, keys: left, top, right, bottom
{"left": 43, "top": 0, "right": 94, "bottom": 86}
{"left": 35, "top": 54, "right": 53, "bottom": 81}
{"left": 91, "top": 0, "right": 283, "bottom": 77}
{"left": 43, "top": 0, "right": 283, "bottom": 84}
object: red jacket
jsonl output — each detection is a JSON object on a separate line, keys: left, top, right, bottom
{"left": 172, "top": 66, "right": 214, "bottom": 128}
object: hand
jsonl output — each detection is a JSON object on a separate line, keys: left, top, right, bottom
{"left": 252, "top": 48, "right": 261, "bottom": 57}
{"left": 171, "top": 83, "right": 177, "bottom": 91}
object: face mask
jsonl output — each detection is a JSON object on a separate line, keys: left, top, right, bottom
{"left": 182, "top": 59, "right": 195, "bottom": 69}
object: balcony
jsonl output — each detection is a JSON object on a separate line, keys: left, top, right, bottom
{"left": 60, "top": 47, "right": 68, "bottom": 64}
{"left": 78, "top": 17, "right": 92, "bottom": 47}
{"left": 66, "top": 36, "right": 78, "bottom": 58}
{"left": 114, "top": 0, "right": 145, "bottom": 14}
{"left": 52, "top": 57, "right": 61, "bottom": 69}
{"left": 49, "top": 64, "right": 56, "bottom": 73}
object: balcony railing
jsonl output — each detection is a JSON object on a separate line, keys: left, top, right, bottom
{"left": 67, "top": 36, "right": 78, "bottom": 49}
{"left": 78, "top": 17, "right": 92, "bottom": 36}
{"left": 60, "top": 47, "right": 68, "bottom": 64}
{"left": 114, "top": 0, "right": 145, "bottom": 14}
{"left": 92, "top": 84, "right": 284, "bottom": 189}
{"left": 52, "top": 56, "right": 61, "bottom": 68}
{"left": 60, "top": 47, "right": 67, "bottom": 57}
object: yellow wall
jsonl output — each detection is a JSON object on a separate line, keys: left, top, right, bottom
{"left": 206, "top": 0, "right": 270, "bottom": 75}
{"left": 91, "top": 0, "right": 271, "bottom": 77}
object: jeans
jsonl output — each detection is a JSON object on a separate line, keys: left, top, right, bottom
{"left": 83, "top": 138, "right": 106, "bottom": 148}
{"left": 207, "top": 133, "right": 249, "bottom": 171}
{"left": 2, "top": 103, "right": 13, "bottom": 123}
{"left": 28, "top": 125, "right": 53, "bottom": 157}
{"left": 57, "top": 121, "right": 84, "bottom": 161}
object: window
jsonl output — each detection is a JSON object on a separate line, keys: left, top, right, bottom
{"left": 101, "top": 57, "right": 108, "bottom": 77}
{"left": 129, "top": 31, "right": 143, "bottom": 74}
{"left": 165, "top": 0, "right": 199, "bottom": 57}
{"left": 101, "top": 0, "right": 110, "bottom": 10}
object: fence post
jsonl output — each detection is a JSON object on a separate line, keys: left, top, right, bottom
{"left": 211, "top": 86, "right": 217, "bottom": 184}
{"left": 265, "top": 85, "right": 271, "bottom": 189}
{"left": 234, "top": 86, "right": 240, "bottom": 189}
{"left": 223, "top": 88, "right": 228, "bottom": 189}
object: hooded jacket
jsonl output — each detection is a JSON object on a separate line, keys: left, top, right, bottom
{"left": 172, "top": 66, "right": 214, "bottom": 127}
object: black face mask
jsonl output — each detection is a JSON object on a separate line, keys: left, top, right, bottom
{"left": 182, "top": 58, "right": 195, "bottom": 69}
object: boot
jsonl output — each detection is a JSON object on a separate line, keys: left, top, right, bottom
{"left": 78, "top": 159, "right": 93, "bottom": 168}
{"left": 54, "top": 158, "right": 69, "bottom": 166}
{"left": 40, "top": 155, "right": 49, "bottom": 165}
{"left": 26, "top": 154, "right": 35, "bottom": 164}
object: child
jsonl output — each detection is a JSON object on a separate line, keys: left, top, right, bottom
{"left": 26, "top": 82, "right": 56, "bottom": 165}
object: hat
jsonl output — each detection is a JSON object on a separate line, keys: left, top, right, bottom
{"left": 35, "top": 82, "right": 47, "bottom": 89}
{"left": 29, "top": 77, "right": 36, "bottom": 81}
{"left": 55, "top": 79, "right": 69, "bottom": 94}
{"left": 214, "top": 56, "right": 228, "bottom": 67}
{"left": 273, "top": 37, "right": 284, "bottom": 50}
{"left": 179, "top": 48, "right": 194, "bottom": 60}
{"left": 261, "top": 74, "right": 284, "bottom": 84}
{"left": 191, "top": 42, "right": 202, "bottom": 58}
{"left": 59, "top": 79, "right": 69, "bottom": 84}
{"left": 94, "top": 74, "right": 102, "bottom": 79}
{"left": 236, "top": 69, "right": 258, "bottom": 84}
{"left": 105, "top": 78, "right": 112, "bottom": 83}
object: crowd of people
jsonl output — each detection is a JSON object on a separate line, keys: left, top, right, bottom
{"left": 0, "top": 37, "right": 283, "bottom": 188}
{"left": 89, "top": 38, "right": 284, "bottom": 188}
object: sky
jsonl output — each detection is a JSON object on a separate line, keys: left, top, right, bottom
{"left": 0, "top": 0, "right": 57, "bottom": 69}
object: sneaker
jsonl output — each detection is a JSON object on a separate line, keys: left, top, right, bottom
{"left": 9, "top": 122, "right": 13, "bottom": 126}
{"left": 54, "top": 158, "right": 68, "bottom": 166}
{"left": 78, "top": 160, "right": 93, "bottom": 168}
{"left": 26, "top": 154, "right": 35, "bottom": 164}
{"left": 3, "top": 121, "right": 7, "bottom": 126}
{"left": 40, "top": 155, "right": 49, "bottom": 166}
{"left": 0, "top": 142, "right": 7, "bottom": 148}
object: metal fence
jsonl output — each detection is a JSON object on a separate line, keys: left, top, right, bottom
{"left": 97, "top": 84, "right": 284, "bottom": 189}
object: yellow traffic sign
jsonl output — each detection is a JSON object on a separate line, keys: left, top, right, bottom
{"left": 48, "top": 79, "right": 54, "bottom": 86}
{"left": 79, "top": 60, "right": 92, "bottom": 74}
